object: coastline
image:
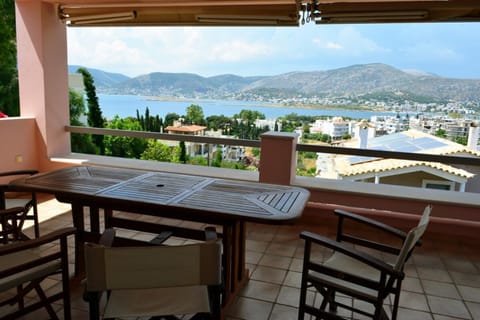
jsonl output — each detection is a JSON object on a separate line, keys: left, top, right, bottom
{"left": 98, "top": 93, "right": 399, "bottom": 120}
{"left": 143, "top": 95, "right": 388, "bottom": 113}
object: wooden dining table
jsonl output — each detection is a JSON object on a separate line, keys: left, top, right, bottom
{"left": 12, "top": 165, "right": 310, "bottom": 311}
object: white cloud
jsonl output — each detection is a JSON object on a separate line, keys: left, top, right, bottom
{"left": 326, "top": 42, "right": 342, "bottom": 49}
{"left": 210, "top": 40, "right": 272, "bottom": 62}
{"left": 67, "top": 28, "right": 155, "bottom": 76}
{"left": 66, "top": 24, "right": 480, "bottom": 78}
{"left": 312, "top": 26, "right": 388, "bottom": 55}
{"left": 68, "top": 27, "right": 281, "bottom": 76}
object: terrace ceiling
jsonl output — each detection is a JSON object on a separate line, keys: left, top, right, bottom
{"left": 52, "top": 0, "right": 480, "bottom": 26}
{"left": 53, "top": 0, "right": 480, "bottom": 27}
{"left": 56, "top": 0, "right": 300, "bottom": 26}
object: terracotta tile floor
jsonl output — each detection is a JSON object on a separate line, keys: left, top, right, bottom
{"left": 2, "top": 197, "right": 480, "bottom": 320}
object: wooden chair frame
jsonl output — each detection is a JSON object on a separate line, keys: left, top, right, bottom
{"left": 83, "top": 227, "right": 222, "bottom": 320}
{"left": 0, "top": 227, "right": 75, "bottom": 319}
{"left": 0, "top": 170, "right": 40, "bottom": 241}
{"left": 298, "top": 206, "right": 431, "bottom": 320}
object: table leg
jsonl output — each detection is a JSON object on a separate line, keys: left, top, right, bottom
{"left": 220, "top": 221, "right": 249, "bottom": 314}
{"left": 89, "top": 206, "right": 100, "bottom": 234}
{"left": 237, "top": 221, "right": 247, "bottom": 282}
{"left": 222, "top": 223, "right": 233, "bottom": 305}
{"left": 71, "top": 204, "right": 85, "bottom": 277}
{"left": 104, "top": 208, "right": 113, "bottom": 229}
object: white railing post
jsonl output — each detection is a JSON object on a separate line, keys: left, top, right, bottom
{"left": 259, "top": 131, "right": 299, "bottom": 185}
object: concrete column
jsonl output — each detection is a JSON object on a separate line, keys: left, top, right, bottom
{"left": 259, "top": 131, "right": 298, "bottom": 185}
{"left": 467, "top": 125, "right": 479, "bottom": 150}
{"left": 16, "top": 1, "right": 70, "bottom": 160}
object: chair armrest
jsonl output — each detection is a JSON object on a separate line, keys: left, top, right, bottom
{"left": 0, "top": 207, "right": 25, "bottom": 217}
{"left": 204, "top": 226, "right": 218, "bottom": 241}
{"left": 0, "top": 170, "right": 38, "bottom": 195}
{"left": 300, "top": 231, "right": 401, "bottom": 277}
{"left": 334, "top": 209, "right": 407, "bottom": 240}
{"left": 0, "top": 227, "right": 76, "bottom": 255}
{"left": 99, "top": 228, "right": 116, "bottom": 247}
{"left": 0, "top": 170, "right": 39, "bottom": 178}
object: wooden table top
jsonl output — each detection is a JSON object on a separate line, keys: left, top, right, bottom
{"left": 14, "top": 166, "right": 310, "bottom": 223}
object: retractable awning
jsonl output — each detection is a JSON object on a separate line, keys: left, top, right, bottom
{"left": 55, "top": 0, "right": 480, "bottom": 27}
{"left": 305, "top": 0, "right": 480, "bottom": 24}
{"left": 57, "top": 0, "right": 300, "bottom": 26}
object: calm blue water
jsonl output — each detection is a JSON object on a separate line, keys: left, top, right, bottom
{"left": 98, "top": 94, "right": 397, "bottom": 120}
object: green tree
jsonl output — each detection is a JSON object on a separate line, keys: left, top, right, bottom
{"left": 0, "top": 0, "right": 19, "bottom": 116}
{"left": 185, "top": 104, "right": 205, "bottom": 125}
{"left": 206, "top": 115, "right": 231, "bottom": 131}
{"left": 178, "top": 141, "right": 187, "bottom": 164}
{"left": 69, "top": 88, "right": 97, "bottom": 154}
{"left": 77, "top": 67, "right": 105, "bottom": 154}
{"left": 234, "top": 109, "right": 265, "bottom": 122}
{"left": 212, "top": 148, "right": 223, "bottom": 167}
{"left": 69, "top": 89, "right": 86, "bottom": 125}
{"left": 435, "top": 129, "right": 447, "bottom": 138}
{"left": 164, "top": 113, "right": 180, "bottom": 127}
{"left": 104, "top": 116, "right": 147, "bottom": 158}
{"left": 455, "top": 136, "right": 467, "bottom": 146}
{"left": 251, "top": 147, "right": 260, "bottom": 157}
{"left": 141, "top": 140, "right": 177, "bottom": 162}
{"left": 137, "top": 107, "right": 163, "bottom": 132}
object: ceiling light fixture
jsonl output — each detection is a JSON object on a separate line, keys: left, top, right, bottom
{"left": 316, "top": 10, "right": 429, "bottom": 23}
{"left": 60, "top": 11, "right": 136, "bottom": 25}
{"left": 196, "top": 14, "right": 294, "bottom": 25}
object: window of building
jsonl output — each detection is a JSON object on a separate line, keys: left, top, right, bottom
{"left": 422, "top": 179, "right": 454, "bottom": 191}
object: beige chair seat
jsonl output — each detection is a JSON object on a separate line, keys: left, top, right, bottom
{"left": 84, "top": 228, "right": 223, "bottom": 319}
{"left": 309, "top": 251, "right": 386, "bottom": 299}
{"left": 0, "top": 249, "right": 60, "bottom": 291}
{"left": 0, "top": 227, "right": 75, "bottom": 320}
{"left": 105, "top": 285, "right": 211, "bottom": 318}
{"left": 4, "top": 198, "right": 31, "bottom": 209}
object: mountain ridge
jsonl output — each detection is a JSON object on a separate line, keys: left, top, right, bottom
{"left": 69, "top": 63, "right": 480, "bottom": 104}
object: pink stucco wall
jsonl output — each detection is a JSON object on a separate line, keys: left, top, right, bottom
{"left": 0, "top": 117, "right": 40, "bottom": 183}
{"left": 16, "top": 1, "right": 71, "bottom": 158}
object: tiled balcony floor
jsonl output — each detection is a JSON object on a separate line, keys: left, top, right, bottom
{"left": 2, "top": 196, "right": 480, "bottom": 320}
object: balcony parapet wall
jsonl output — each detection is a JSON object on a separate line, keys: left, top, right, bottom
{"left": 5, "top": 123, "right": 478, "bottom": 241}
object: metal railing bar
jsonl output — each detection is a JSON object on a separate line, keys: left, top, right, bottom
{"left": 296, "top": 143, "right": 480, "bottom": 166}
{"left": 66, "top": 125, "right": 260, "bottom": 147}
{"left": 66, "top": 125, "right": 480, "bottom": 166}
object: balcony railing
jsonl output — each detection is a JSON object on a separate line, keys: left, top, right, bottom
{"left": 67, "top": 125, "right": 480, "bottom": 166}
{"left": 63, "top": 124, "right": 480, "bottom": 240}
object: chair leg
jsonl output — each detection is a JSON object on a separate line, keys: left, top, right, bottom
{"left": 32, "top": 198, "right": 40, "bottom": 238}
{"left": 298, "top": 283, "right": 308, "bottom": 320}
{"left": 34, "top": 282, "right": 60, "bottom": 320}
{"left": 327, "top": 289, "right": 337, "bottom": 312}
{"left": 84, "top": 291, "right": 102, "bottom": 320}
{"left": 16, "top": 285, "right": 25, "bottom": 310}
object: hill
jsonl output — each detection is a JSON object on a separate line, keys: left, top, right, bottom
{"left": 241, "top": 64, "right": 480, "bottom": 102}
{"left": 71, "top": 63, "right": 480, "bottom": 104}
{"left": 68, "top": 65, "right": 130, "bottom": 89}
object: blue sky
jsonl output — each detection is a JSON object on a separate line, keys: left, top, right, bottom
{"left": 67, "top": 22, "right": 480, "bottom": 79}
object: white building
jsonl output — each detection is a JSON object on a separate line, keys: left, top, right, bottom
{"left": 310, "top": 117, "right": 354, "bottom": 140}
{"left": 255, "top": 119, "right": 280, "bottom": 131}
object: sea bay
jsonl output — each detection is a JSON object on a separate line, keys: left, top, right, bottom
{"left": 98, "top": 94, "right": 397, "bottom": 121}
